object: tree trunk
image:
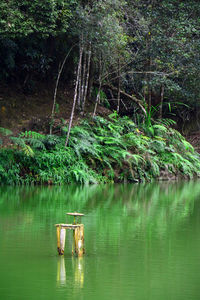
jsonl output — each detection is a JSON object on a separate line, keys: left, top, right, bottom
{"left": 82, "top": 42, "right": 91, "bottom": 111}
{"left": 65, "top": 44, "right": 83, "bottom": 147}
{"left": 77, "top": 51, "right": 82, "bottom": 109}
{"left": 148, "top": 57, "right": 152, "bottom": 112}
{"left": 93, "top": 57, "right": 102, "bottom": 118}
{"left": 93, "top": 83, "right": 101, "bottom": 118}
{"left": 50, "top": 44, "right": 76, "bottom": 135}
{"left": 117, "top": 58, "right": 121, "bottom": 113}
{"left": 159, "top": 84, "right": 164, "bottom": 119}
{"left": 80, "top": 49, "right": 87, "bottom": 109}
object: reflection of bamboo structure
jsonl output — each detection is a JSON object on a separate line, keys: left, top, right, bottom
{"left": 73, "top": 257, "right": 84, "bottom": 288}
{"left": 56, "top": 256, "right": 85, "bottom": 288}
{"left": 57, "top": 256, "right": 66, "bottom": 285}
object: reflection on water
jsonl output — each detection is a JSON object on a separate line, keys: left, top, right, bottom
{"left": 57, "top": 256, "right": 84, "bottom": 288}
{"left": 73, "top": 257, "right": 84, "bottom": 288}
{"left": 57, "top": 256, "right": 66, "bottom": 286}
{"left": 0, "top": 181, "right": 200, "bottom": 300}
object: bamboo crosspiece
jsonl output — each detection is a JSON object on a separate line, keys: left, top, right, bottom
{"left": 55, "top": 212, "right": 85, "bottom": 256}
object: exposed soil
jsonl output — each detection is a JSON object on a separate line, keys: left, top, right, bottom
{"left": 186, "top": 132, "right": 200, "bottom": 153}
{"left": 1, "top": 84, "right": 200, "bottom": 154}
{"left": 0, "top": 84, "right": 111, "bottom": 146}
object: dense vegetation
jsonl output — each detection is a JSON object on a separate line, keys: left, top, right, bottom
{"left": 0, "top": 0, "right": 200, "bottom": 184}
{"left": 1, "top": 0, "right": 200, "bottom": 119}
{"left": 0, "top": 114, "right": 200, "bottom": 185}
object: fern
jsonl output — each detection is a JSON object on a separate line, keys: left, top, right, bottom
{"left": 20, "top": 131, "right": 44, "bottom": 139}
{"left": 26, "top": 138, "right": 46, "bottom": 150}
{"left": 0, "top": 115, "right": 199, "bottom": 184}
{"left": 150, "top": 140, "right": 166, "bottom": 153}
{"left": 22, "top": 145, "right": 34, "bottom": 157}
{"left": 157, "top": 118, "right": 176, "bottom": 127}
{"left": 0, "top": 127, "right": 13, "bottom": 136}
{"left": 153, "top": 124, "right": 168, "bottom": 131}
{"left": 10, "top": 137, "right": 34, "bottom": 157}
{"left": 127, "top": 154, "right": 144, "bottom": 166}
{"left": 182, "top": 140, "right": 194, "bottom": 153}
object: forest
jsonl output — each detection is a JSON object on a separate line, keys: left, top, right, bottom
{"left": 0, "top": 0, "right": 200, "bottom": 184}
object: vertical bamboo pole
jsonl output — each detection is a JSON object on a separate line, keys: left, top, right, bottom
{"left": 56, "top": 225, "right": 61, "bottom": 254}
{"left": 60, "top": 227, "right": 66, "bottom": 255}
{"left": 72, "top": 229, "right": 75, "bottom": 255}
{"left": 74, "top": 225, "right": 84, "bottom": 257}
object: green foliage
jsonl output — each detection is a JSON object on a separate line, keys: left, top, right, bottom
{"left": 0, "top": 0, "right": 199, "bottom": 121}
{"left": 0, "top": 127, "right": 13, "bottom": 136}
{"left": 0, "top": 116, "right": 199, "bottom": 185}
{"left": 0, "top": 0, "right": 76, "bottom": 36}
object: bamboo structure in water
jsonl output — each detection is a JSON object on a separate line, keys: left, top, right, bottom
{"left": 55, "top": 212, "right": 85, "bottom": 256}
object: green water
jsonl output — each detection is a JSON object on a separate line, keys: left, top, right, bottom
{"left": 1, "top": 182, "right": 200, "bottom": 300}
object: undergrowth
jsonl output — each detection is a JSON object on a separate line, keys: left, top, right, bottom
{"left": 0, "top": 114, "right": 200, "bottom": 185}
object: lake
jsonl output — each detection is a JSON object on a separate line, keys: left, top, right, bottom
{"left": 0, "top": 181, "right": 200, "bottom": 300}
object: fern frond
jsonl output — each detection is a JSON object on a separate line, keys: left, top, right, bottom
{"left": 153, "top": 124, "right": 168, "bottom": 132}
{"left": 10, "top": 137, "right": 34, "bottom": 157}
{"left": 26, "top": 138, "right": 46, "bottom": 150}
{"left": 0, "top": 127, "right": 13, "bottom": 136}
{"left": 182, "top": 140, "right": 194, "bottom": 153}
{"left": 22, "top": 145, "right": 34, "bottom": 157}
{"left": 20, "top": 131, "right": 45, "bottom": 139}
{"left": 157, "top": 118, "right": 176, "bottom": 127}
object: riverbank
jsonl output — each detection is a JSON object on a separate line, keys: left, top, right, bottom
{"left": 0, "top": 114, "right": 200, "bottom": 185}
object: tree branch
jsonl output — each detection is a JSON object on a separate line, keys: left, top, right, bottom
{"left": 102, "top": 83, "right": 146, "bottom": 116}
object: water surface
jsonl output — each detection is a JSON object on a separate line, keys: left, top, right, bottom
{"left": 0, "top": 182, "right": 200, "bottom": 300}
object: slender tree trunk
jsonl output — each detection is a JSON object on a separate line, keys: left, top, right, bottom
{"left": 65, "top": 45, "right": 83, "bottom": 147}
{"left": 117, "top": 58, "right": 121, "bottom": 113}
{"left": 93, "top": 56, "right": 102, "bottom": 118}
{"left": 82, "top": 42, "right": 91, "bottom": 111}
{"left": 93, "top": 81, "right": 102, "bottom": 118}
{"left": 77, "top": 34, "right": 84, "bottom": 110}
{"left": 80, "top": 49, "right": 87, "bottom": 109}
{"left": 159, "top": 84, "right": 164, "bottom": 119}
{"left": 77, "top": 53, "right": 82, "bottom": 110}
{"left": 88, "top": 59, "right": 94, "bottom": 100}
{"left": 148, "top": 57, "right": 152, "bottom": 112}
{"left": 50, "top": 44, "right": 76, "bottom": 135}
{"left": 148, "top": 86, "right": 152, "bottom": 112}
